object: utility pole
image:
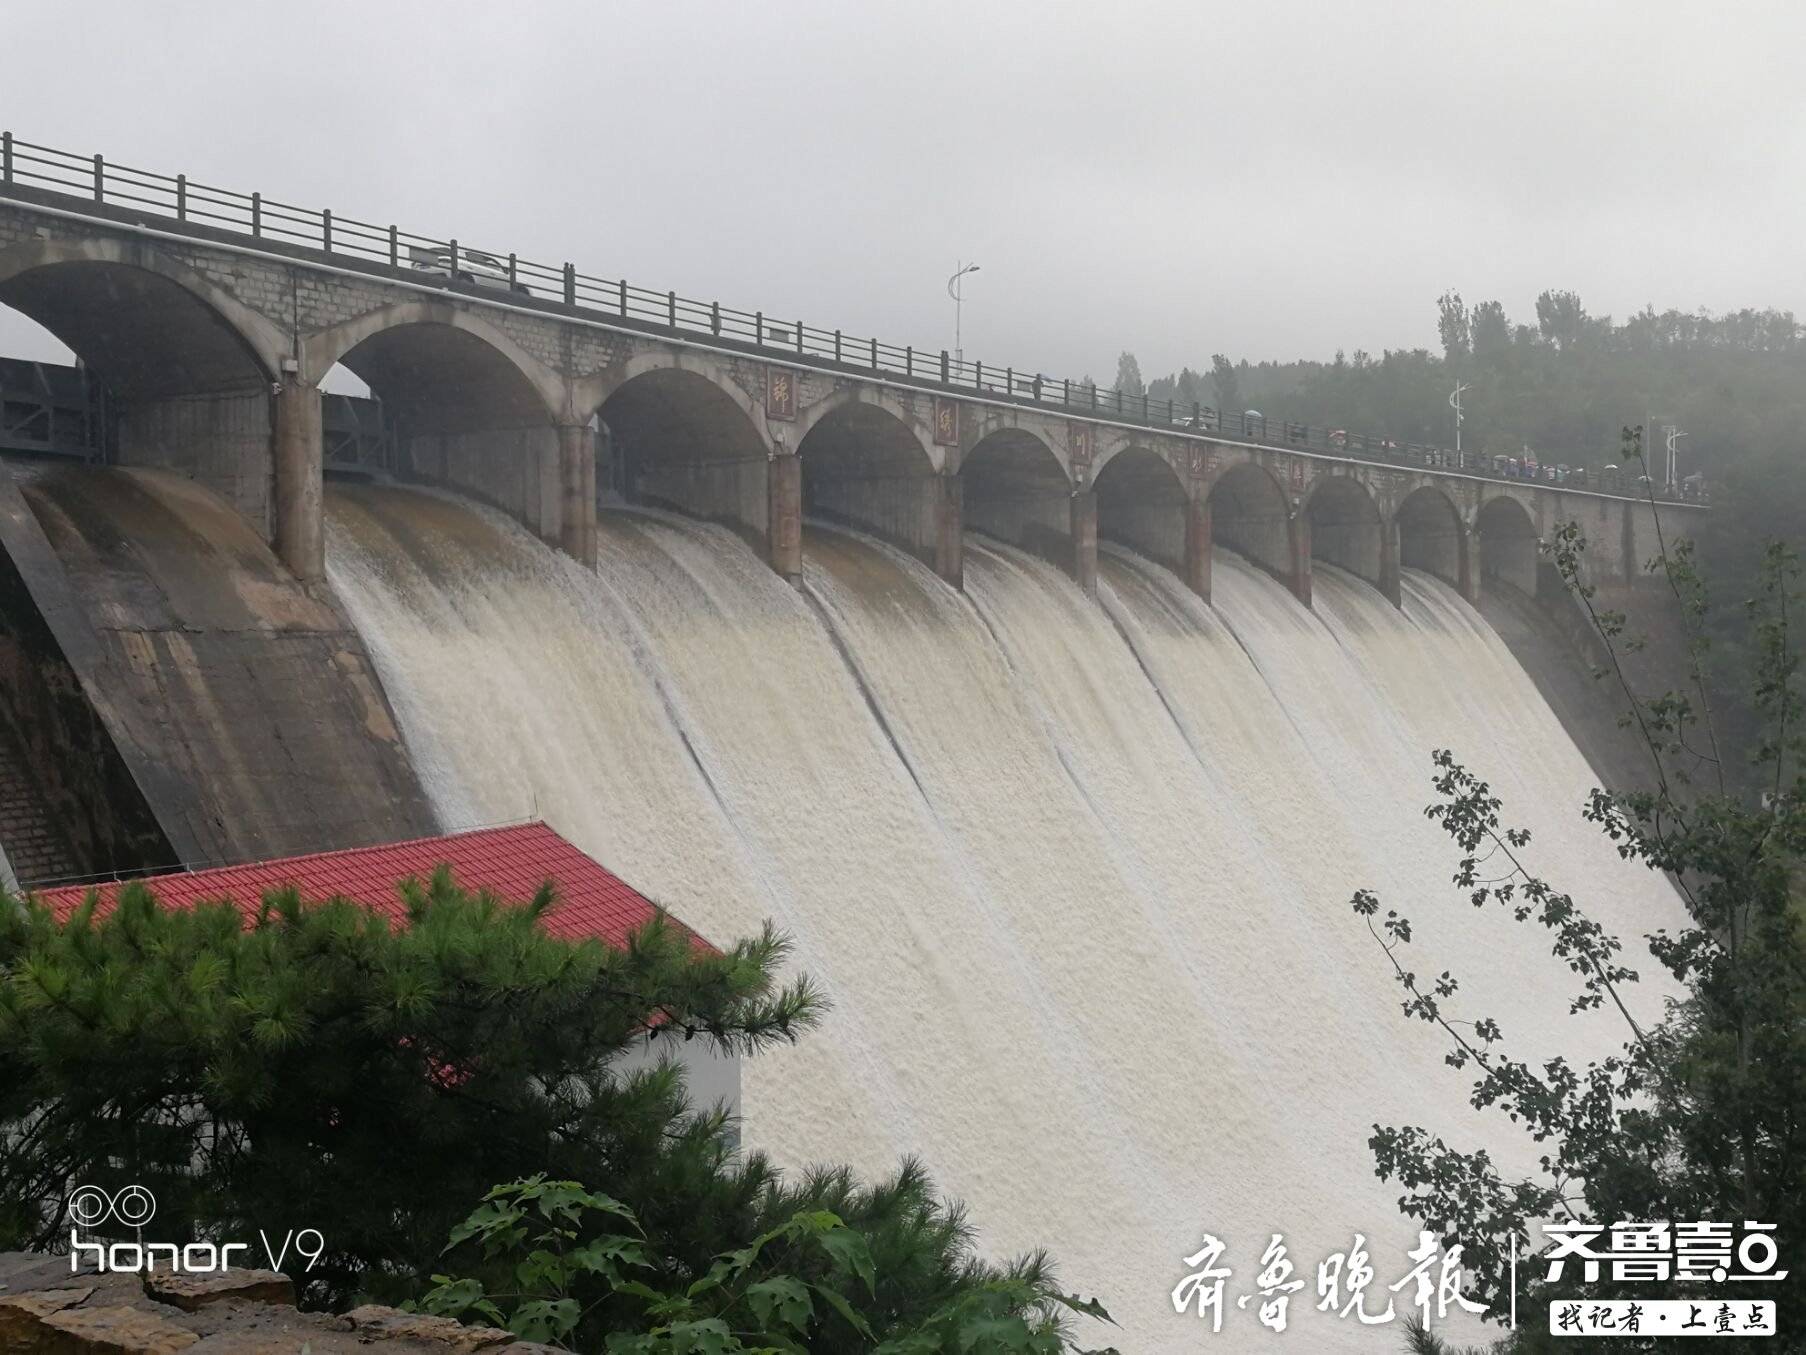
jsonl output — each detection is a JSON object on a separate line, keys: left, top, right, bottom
{"left": 1449, "top": 380, "right": 1470, "bottom": 455}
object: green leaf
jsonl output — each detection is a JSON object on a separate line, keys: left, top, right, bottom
{"left": 872, "top": 1333, "right": 938, "bottom": 1355}
{"left": 956, "top": 1313, "right": 1032, "bottom": 1352}
{"left": 1051, "top": 1291, "right": 1115, "bottom": 1325}
{"left": 686, "top": 1255, "right": 738, "bottom": 1299}
{"left": 816, "top": 1228, "right": 876, "bottom": 1294}
{"left": 533, "top": 1179, "right": 595, "bottom": 1223}
{"left": 444, "top": 1198, "right": 526, "bottom": 1252}
{"left": 574, "top": 1189, "right": 642, "bottom": 1226}
{"left": 665, "top": 1317, "right": 734, "bottom": 1355}
{"left": 746, "top": 1275, "right": 813, "bottom": 1332}
{"left": 611, "top": 1278, "right": 671, "bottom": 1308}
{"left": 515, "top": 1247, "right": 570, "bottom": 1294}
{"left": 810, "top": 1282, "right": 875, "bottom": 1340}
{"left": 415, "top": 1275, "right": 487, "bottom": 1318}
{"left": 509, "top": 1298, "right": 582, "bottom": 1344}
{"left": 569, "top": 1233, "right": 651, "bottom": 1275}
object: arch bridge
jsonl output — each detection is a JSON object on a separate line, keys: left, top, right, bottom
{"left": 0, "top": 137, "right": 1704, "bottom": 610}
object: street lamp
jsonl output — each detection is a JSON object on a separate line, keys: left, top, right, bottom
{"left": 947, "top": 262, "right": 980, "bottom": 367}
{"left": 1449, "top": 379, "right": 1470, "bottom": 456}
{"left": 1665, "top": 426, "right": 1687, "bottom": 491}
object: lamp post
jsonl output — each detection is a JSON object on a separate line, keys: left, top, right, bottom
{"left": 947, "top": 262, "right": 979, "bottom": 368}
{"left": 1449, "top": 379, "right": 1470, "bottom": 456}
{"left": 1665, "top": 426, "right": 1687, "bottom": 491}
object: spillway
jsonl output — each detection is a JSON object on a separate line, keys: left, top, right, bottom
{"left": 324, "top": 484, "right": 1678, "bottom": 1351}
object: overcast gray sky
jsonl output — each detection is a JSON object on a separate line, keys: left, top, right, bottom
{"left": 4, "top": 0, "right": 1804, "bottom": 381}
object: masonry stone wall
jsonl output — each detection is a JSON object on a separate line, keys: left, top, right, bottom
{"left": 118, "top": 390, "right": 273, "bottom": 536}
{"left": 635, "top": 457, "right": 771, "bottom": 544}
{"left": 1206, "top": 464, "right": 1295, "bottom": 584}
{"left": 405, "top": 426, "right": 564, "bottom": 545}
{"left": 0, "top": 724, "right": 77, "bottom": 885}
{"left": 1305, "top": 476, "right": 1385, "bottom": 586}
{"left": 806, "top": 470, "right": 943, "bottom": 565}
{"left": 1098, "top": 495, "right": 1187, "bottom": 574}
{"left": 964, "top": 468, "right": 1071, "bottom": 565}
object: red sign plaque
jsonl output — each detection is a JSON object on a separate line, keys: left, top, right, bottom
{"left": 933, "top": 398, "right": 960, "bottom": 447}
{"left": 766, "top": 367, "right": 797, "bottom": 421}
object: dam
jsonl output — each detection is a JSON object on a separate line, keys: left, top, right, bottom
{"left": 0, "top": 448, "right": 1686, "bottom": 1350}
{"left": 0, "top": 139, "right": 1691, "bottom": 1350}
{"left": 316, "top": 486, "right": 1675, "bottom": 1350}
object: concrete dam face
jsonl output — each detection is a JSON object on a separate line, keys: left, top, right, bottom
{"left": 0, "top": 466, "right": 432, "bottom": 886}
{"left": 317, "top": 483, "right": 1682, "bottom": 1351}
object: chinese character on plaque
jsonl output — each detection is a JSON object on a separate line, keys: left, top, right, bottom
{"left": 933, "top": 398, "right": 960, "bottom": 447}
{"left": 765, "top": 367, "right": 797, "bottom": 421}
{"left": 1290, "top": 461, "right": 1306, "bottom": 490}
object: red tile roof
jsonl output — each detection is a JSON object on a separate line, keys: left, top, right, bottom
{"left": 33, "top": 822, "right": 713, "bottom": 952}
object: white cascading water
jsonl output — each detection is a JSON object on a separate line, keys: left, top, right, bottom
{"left": 324, "top": 484, "right": 1678, "bottom": 1351}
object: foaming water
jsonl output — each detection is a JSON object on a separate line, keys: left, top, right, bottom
{"left": 326, "top": 486, "right": 1678, "bottom": 1351}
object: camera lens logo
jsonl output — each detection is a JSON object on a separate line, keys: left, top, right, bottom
{"left": 68, "top": 1184, "right": 157, "bottom": 1230}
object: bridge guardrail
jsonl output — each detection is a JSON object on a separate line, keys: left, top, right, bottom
{"left": 0, "top": 132, "right": 1703, "bottom": 505}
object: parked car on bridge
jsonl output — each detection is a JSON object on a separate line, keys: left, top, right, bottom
{"left": 408, "top": 246, "right": 531, "bottom": 295}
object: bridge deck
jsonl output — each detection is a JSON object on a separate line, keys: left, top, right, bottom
{"left": 0, "top": 133, "right": 1700, "bottom": 509}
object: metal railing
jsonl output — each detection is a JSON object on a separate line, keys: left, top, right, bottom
{"left": 0, "top": 356, "right": 105, "bottom": 460}
{"left": 0, "top": 132, "right": 1702, "bottom": 504}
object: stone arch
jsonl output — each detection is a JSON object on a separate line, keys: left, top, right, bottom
{"left": 1303, "top": 474, "right": 1384, "bottom": 593}
{"left": 959, "top": 427, "right": 1075, "bottom": 572}
{"left": 0, "top": 239, "right": 287, "bottom": 541}
{"left": 797, "top": 396, "right": 952, "bottom": 578}
{"left": 1093, "top": 445, "right": 1191, "bottom": 578}
{"left": 1204, "top": 460, "right": 1303, "bottom": 599}
{"left": 1395, "top": 485, "right": 1469, "bottom": 598}
{"left": 588, "top": 360, "right": 781, "bottom": 569}
{"left": 0, "top": 237, "right": 287, "bottom": 389}
{"left": 1476, "top": 494, "right": 1539, "bottom": 596}
{"left": 307, "top": 303, "right": 571, "bottom": 552}
{"left": 794, "top": 386, "right": 942, "bottom": 470}
{"left": 303, "top": 300, "right": 566, "bottom": 423}
{"left": 574, "top": 349, "right": 770, "bottom": 437}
